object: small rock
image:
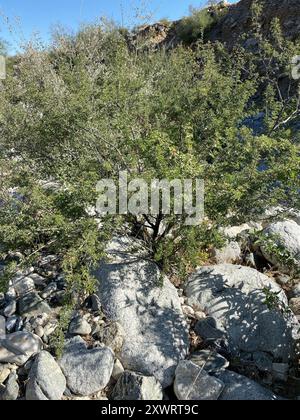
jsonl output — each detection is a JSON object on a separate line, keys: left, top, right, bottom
{"left": 112, "top": 371, "right": 163, "bottom": 400}
{"left": 188, "top": 350, "right": 229, "bottom": 374}
{"left": 69, "top": 316, "right": 92, "bottom": 336}
{"left": 212, "top": 241, "right": 241, "bottom": 264}
{"left": 194, "top": 311, "right": 206, "bottom": 320}
{"left": 182, "top": 305, "right": 195, "bottom": 318}
{"left": 43, "top": 321, "right": 58, "bottom": 337}
{"left": 174, "top": 360, "right": 224, "bottom": 400}
{"left": 0, "top": 372, "right": 19, "bottom": 400}
{"left": 216, "top": 370, "right": 280, "bottom": 400}
{"left": 0, "top": 365, "right": 11, "bottom": 384}
{"left": 26, "top": 351, "right": 66, "bottom": 400}
{"left": 289, "top": 298, "right": 300, "bottom": 315}
{"left": 112, "top": 359, "right": 125, "bottom": 381}
{"left": 29, "top": 273, "right": 47, "bottom": 287}
{"left": 97, "top": 322, "right": 124, "bottom": 354}
{"left": 3, "top": 300, "right": 17, "bottom": 317}
{"left": 59, "top": 336, "right": 114, "bottom": 396}
{"left": 253, "top": 352, "right": 273, "bottom": 373}
{"left": 41, "top": 282, "right": 57, "bottom": 299}
{"left": 6, "top": 316, "right": 20, "bottom": 333}
{"left": 275, "top": 274, "right": 290, "bottom": 287}
{"left": 194, "top": 317, "right": 225, "bottom": 342}
{"left": 292, "top": 283, "right": 300, "bottom": 298}
{"left": 0, "top": 315, "right": 5, "bottom": 339}
{"left": 89, "top": 294, "right": 102, "bottom": 312}
{"left": 11, "top": 275, "right": 35, "bottom": 297}
{"left": 31, "top": 313, "right": 49, "bottom": 329}
{"left": 34, "top": 326, "right": 44, "bottom": 338}
{"left": 0, "top": 331, "right": 42, "bottom": 365}
{"left": 272, "top": 363, "right": 289, "bottom": 382}
{"left": 18, "top": 292, "right": 51, "bottom": 316}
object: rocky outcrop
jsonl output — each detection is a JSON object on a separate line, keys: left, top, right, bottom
{"left": 95, "top": 236, "right": 189, "bottom": 388}
{"left": 207, "top": 0, "right": 300, "bottom": 46}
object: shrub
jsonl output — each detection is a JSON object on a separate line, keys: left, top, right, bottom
{"left": 0, "top": 9, "right": 299, "bottom": 289}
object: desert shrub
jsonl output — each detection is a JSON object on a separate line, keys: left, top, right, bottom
{"left": 0, "top": 9, "right": 299, "bottom": 287}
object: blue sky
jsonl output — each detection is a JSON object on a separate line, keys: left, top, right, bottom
{"left": 0, "top": 0, "right": 237, "bottom": 53}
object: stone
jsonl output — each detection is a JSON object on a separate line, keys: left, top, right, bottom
{"left": 35, "top": 326, "right": 44, "bottom": 338}
{"left": 292, "top": 283, "right": 300, "bottom": 298}
{"left": 289, "top": 298, "right": 300, "bottom": 315}
{"left": 0, "top": 365, "right": 11, "bottom": 384}
{"left": 188, "top": 350, "right": 229, "bottom": 374}
{"left": 261, "top": 220, "right": 300, "bottom": 273}
{"left": 18, "top": 292, "right": 52, "bottom": 316}
{"left": 194, "top": 317, "right": 225, "bottom": 342}
{"left": 3, "top": 300, "right": 17, "bottom": 317}
{"left": 96, "top": 322, "right": 124, "bottom": 353}
{"left": 111, "top": 371, "right": 163, "bottom": 400}
{"left": 112, "top": 359, "right": 125, "bottom": 381}
{"left": 252, "top": 352, "right": 273, "bottom": 373}
{"left": 194, "top": 311, "right": 206, "bottom": 320}
{"left": 10, "top": 274, "right": 35, "bottom": 296}
{"left": 223, "top": 222, "right": 263, "bottom": 239}
{"left": 275, "top": 274, "right": 291, "bottom": 287}
{"left": 90, "top": 294, "right": 102, "bottom": 312}
{"left": 43, "top": 321, "right": 58, "bottom": 337}
{"left": 0, "top": 315, "right": 5, "bottom": 339}
{"left": 212, "top": 241, "right": 241, "bottom": 264}
{"left": 31, "top": 313, "right": 49, "bottom": 329}
{"left": 272, "top": 363, "right": 289, "bottom": 382}
{"left": 185, "top": 264, "right": 299, "bottom": 363}
{"left": 174, "top": 360, "right": 224, "bottom": 400}
{"left": 59, "top": 336, "right": 114, "bottom": 396}
{"left": 216, "top": 370, "right": 280, "bottom": 400}
{"left": 69, "top": 316, "right": 92, "bottom": 336}
{"left": 6, "top": 316, "right": 18, "bottom": 333}
{"left": 6, "top": 316, "right": 23, "bottom": 333}
{"left": 26, "top": 351, "right": 66, "bottom": 400}
{"left": 95, "top": 236, "right": 189, "bottom": 388}
{"left": 41, "top": 282, "right": 57, "bottom": 299}
{"left": 182, "top": 305, "right": 195, "bottom": 317}
{"left": 0, "top": 372, "right": 19, "bottom": 400}
{"left": 29, "top": 273, "right": 47, "bottom": 287}
{"left": 0, "top": 331, "right": 42, "bottom": 366}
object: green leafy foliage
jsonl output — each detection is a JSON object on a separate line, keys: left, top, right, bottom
{"left": 0, "top": 10, "right": 299, "bottom": 291}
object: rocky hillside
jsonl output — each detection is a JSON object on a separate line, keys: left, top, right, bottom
{"left": 134, "top": 0, "right": 300, "bottom": 49}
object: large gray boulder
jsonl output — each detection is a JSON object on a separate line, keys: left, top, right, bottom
{"left": 216, "top": 370, "right": 280, "bottom": 400}
{"left": 59, "top": 336, "right": 114, "bottom": 396}
{"left": 26, "top": 351, "right": 66, "bottom": 400}
{"left": 95, "top": 236, "right": 189, "bottom": 388}
{"left": 185, "top": 264, "right": 299, "bottom": 362}
{"left": 261, "top": 220, "right": 300, "bottom": 273}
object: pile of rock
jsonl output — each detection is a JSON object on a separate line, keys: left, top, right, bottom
{"left": 0, "top": 221, "right": 299, "bottom": 400}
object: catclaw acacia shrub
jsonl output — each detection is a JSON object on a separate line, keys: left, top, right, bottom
{"left": 0, "top": 12, "right": 299, "bottom": 289}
